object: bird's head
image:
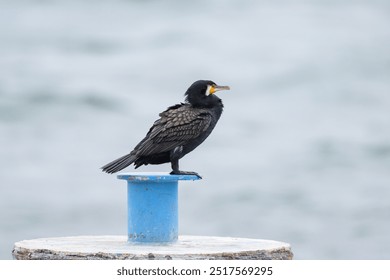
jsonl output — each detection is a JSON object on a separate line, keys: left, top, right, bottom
{"left": 184, "top": 80, "right": 230, "bottom": 107}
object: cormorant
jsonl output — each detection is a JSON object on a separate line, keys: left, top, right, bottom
{"left": 101, "top": 80, "right": 230, "bottom": 178}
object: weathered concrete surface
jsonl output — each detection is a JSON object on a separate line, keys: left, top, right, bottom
{"left": 13, "top": 235, "right": 293, "bottom": 260}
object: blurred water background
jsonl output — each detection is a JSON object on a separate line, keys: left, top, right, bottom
{"left": 1, "top": 0, "right": 390, "bottom": 259}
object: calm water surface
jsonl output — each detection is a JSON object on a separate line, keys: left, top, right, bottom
{"left": 1, "top": 0, "right": 390, "bottom": 259}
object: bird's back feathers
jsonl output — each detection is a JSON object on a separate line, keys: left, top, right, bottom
{"left": 134, "top": 103, "right": 213, "bottom": 156}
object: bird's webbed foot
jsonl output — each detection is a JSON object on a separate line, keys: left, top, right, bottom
{"left": 170, "top": 170, "right": 202, "bottom": 179}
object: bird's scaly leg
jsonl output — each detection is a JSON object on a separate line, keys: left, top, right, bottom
{"left": 170, "top": 147, "right": 202, "bottom": 179}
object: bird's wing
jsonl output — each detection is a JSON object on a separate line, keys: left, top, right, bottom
{"left": 133, "top": 104, "right": 213, "bottom": 156}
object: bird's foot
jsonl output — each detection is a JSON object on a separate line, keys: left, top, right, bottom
{"left": 170, "top": 170, "right": 202, "bottom": 179}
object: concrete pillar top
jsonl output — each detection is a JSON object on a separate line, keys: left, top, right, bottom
{"left": 13, "top": 235, "right": 293, "bottom": 260}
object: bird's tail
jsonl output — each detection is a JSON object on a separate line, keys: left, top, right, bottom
{"left": 101, "top": 153, "right": 136, "bottom": 174}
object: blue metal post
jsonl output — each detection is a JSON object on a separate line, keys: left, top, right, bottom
{"left": 117, "top": 173, "right": 200, "bottom": 243}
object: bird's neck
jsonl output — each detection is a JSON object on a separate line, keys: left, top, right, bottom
{"left": 190, "top": 99, "right": 223, "bottom": 118}
{"left": 213, "top": 100, "right": 224, "bottom": 119}
{"left": 189, "top": 95, "right": 223, "bottom": 109}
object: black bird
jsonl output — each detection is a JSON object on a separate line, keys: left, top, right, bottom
{"left": 101, "top": 80, "right": 230, "bottom": 178}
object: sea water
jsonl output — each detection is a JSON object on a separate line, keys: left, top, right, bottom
{"left": 1, "top": 0, "right": 390, "bottom": 259}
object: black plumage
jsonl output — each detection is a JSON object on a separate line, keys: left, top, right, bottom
{"left": 101, "top": 80, "right": 230, "bottom": 178}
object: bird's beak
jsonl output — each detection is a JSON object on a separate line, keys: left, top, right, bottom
{"left": 210, "top": 85, "right": 230, "bottom": 94}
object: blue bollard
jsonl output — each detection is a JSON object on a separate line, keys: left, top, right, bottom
{"left": 117, "top": 172, "right": 201, "bottom": 243}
